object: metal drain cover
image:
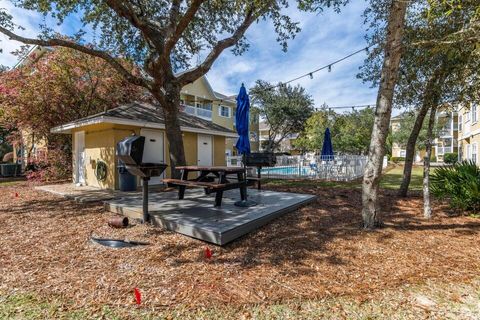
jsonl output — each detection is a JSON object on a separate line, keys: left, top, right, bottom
{"left": 91, "top": 237, "right": 149, "bottom": 248}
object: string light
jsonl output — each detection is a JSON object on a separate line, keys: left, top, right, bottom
{"left": 321, "top": 104, "right": 374, "bottom": 110}
{"left": 265, "top": 43, "right": 376, "bottom": 91}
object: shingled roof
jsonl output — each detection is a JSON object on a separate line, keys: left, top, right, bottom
{"left": 51, "top": 102, "right": 237, "bottom": 137}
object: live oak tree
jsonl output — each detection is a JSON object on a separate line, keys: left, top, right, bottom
{"left": 0, "top": 0, "right": 347, "bottom": 176}
{"left": 250, "top": 80, "right": 314, "bottom": 153}
{"left": 361, "top": 0, "right": 408, "bottom": 228}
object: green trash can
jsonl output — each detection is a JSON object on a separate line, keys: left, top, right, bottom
{"left": 0, "top": 164, "right": 21, "bottom": 177}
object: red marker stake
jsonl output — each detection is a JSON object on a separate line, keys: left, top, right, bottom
{"left": 134, "top": 288, "right": 141, "bottom": 305}
{"left": 204, "top": 247, "right": 213, "bottom": 259}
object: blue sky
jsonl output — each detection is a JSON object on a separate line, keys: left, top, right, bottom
{"left": 0, "top": 0, "right": 377, "bottom": 109}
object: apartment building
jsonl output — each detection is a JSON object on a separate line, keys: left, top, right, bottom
{"left": 457, "top": 104, "right": 479, "bottom": 164}
{"left": 258, "top": 121, "right": 300, "bottom": 154}
{"left": 180, "top": 77, "right": 260, "bottom": 156}
{"left": 390, "top": 107, "right": 458, "bottom": 162}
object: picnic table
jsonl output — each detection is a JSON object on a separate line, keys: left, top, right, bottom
{"left": 163, "top": 166, "right": 255, "bottom": 207}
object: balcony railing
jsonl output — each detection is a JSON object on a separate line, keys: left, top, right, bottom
{"left": 437, "top": 146, "right": 453, "bottom": 155}
{"left": 181, "top": 104, "right": 212, "bottom": 120}
{"left": 438, "top": 129, "right": 452, "bottom": 137}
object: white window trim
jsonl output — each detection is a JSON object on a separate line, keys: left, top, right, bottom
{"left": 218, "top": 105, "right": 231, "bottom": 118}
{"left": 473, "top": 143, "right": 478, "bottom": 164}
{"left": 472, "top": 105, "right": 478, "bottom": 124}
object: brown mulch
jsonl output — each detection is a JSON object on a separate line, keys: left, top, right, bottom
{"left": 1, "top": 182, "right": 479, "bottom": 311}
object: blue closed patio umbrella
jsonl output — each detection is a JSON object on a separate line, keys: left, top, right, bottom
{"left": 321, "top": 127, "right": 334, "bottom": 160}
{"left": 234, "top": 83, "right": 256, "bottom": 207}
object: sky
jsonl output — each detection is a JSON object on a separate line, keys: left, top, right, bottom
{"left": 0, "top": 0, "right": 378, "bottom": 109}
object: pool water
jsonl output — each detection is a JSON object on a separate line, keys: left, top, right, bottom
{"left": 261, "top": 166, "right": 312, "bottom": 176}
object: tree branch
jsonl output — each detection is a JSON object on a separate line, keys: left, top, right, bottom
{"left": 104, "top": 0, "right": 164, "bottom": 52}
{"left": 177, "top": 8, "right": 260, "bottom": 85}
{"left": 0, "top": 27, "right": 149, "bottom": 88}
{"left": 165, "top": 0, "right": 205, "bottom": 54}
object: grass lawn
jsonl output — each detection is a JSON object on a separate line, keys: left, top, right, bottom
{"left": 264, "top": 164, "right": 424, "bottom": 191}
{"left": 1, "top": 165, "right": 479, "bottom": 319}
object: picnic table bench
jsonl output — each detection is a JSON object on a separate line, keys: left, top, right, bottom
{"left": 163, "top": 166, "right": 255, "bottom": 207}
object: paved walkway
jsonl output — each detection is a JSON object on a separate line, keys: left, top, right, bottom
{"left": 35, "top": 183, "right": 142, "bottom": 203}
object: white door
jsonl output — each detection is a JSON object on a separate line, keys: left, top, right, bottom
{"left": 197, "top": 134, "right": 213, "bottom": 166}
{"left": 140, "top": 129, "right": 165, "bottom": 185}
{"left": 74, "top": 131, "right": 86, "bottom": 185}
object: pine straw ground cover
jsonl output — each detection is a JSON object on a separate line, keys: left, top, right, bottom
{"left": 1, "top": 181, "right": 480, "bottom": 319}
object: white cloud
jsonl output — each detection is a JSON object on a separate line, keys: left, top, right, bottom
{"left": 207, "top": 0, "right": 378, "bottom": 109}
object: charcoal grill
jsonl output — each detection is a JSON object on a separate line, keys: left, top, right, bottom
{"left": 245, "top": 153, "right": 276, "bottom": 190}
{"left": 117, "top": 135, "right": 168, "bottom": 223}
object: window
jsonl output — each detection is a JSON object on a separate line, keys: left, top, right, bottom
{"left": 219, "top": 105, "right": 230, "bottom": 118}
{"left": 472, "top": 104, "right": 478, "bottom": 123}
{"left": 467, "top": 144, "right": 471, "bottom": 161}
{"left": 473, "top": 143, "right": 478, "bottom": 164}
{"left": 459, "top": 115, "right": 462, "bottom": 131}
{"left": 400, "top": 150, "right": 406, "bottom": 157}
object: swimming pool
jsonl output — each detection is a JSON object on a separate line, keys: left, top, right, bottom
{"left": 261, "top": 166, "right": 313, "bottom": 176}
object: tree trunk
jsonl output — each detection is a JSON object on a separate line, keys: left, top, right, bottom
{"left": 154, "top": 84, "right": 186, "bottom": 178}
{"left": 361, "top": 0, "right": 408, "bottom": 229}
{"left": 399, "top": 68, "right": 446, "bottom": 197}
{"left": 423, "top": 105, "right": 437, "bottom": 219}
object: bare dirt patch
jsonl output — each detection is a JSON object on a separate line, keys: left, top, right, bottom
{"left": 1, "top": 183, "right": 479, "bottom": 313}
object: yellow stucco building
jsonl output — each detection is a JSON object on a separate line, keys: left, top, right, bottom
{"left": 52, "top": 102, "right": 237, "bottom": 190}
{"left": 457, "top": 104, "right": 479, "bottom": 164}
{"left": 390, "top": 107, "right": 459, "bottom": 162}
{"left": 180, "top": 76, "right": 259, "bottom": 156}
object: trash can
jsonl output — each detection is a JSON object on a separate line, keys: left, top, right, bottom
{"left": 118, "top": 162, "right": 137, "bottom": 191}
{"left": 0, "top": 163, "right": 21, "bottom": 177}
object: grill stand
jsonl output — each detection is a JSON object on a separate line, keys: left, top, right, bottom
{"left": 234, "top": 154, "right": 257, "bottom": 207}
{"left": 142, "top": 177, "right": 151, "bottom": 223}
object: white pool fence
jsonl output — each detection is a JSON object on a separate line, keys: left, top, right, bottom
{"left": 226, "top": 155, "right": 388, "bottom": 181}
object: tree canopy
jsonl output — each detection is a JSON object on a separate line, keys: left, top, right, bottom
{"left": 295, "top": 106, "right": 374, "bottom": 155}
{"left": 250, "top": 80, "right": 314, "bottom": 153}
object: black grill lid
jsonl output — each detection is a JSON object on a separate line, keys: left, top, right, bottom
{"left": 245, "top": 153, "right": 276, "bottom": 167}
{"left": 117, "top": 135, "right": 145, "bottom": 165}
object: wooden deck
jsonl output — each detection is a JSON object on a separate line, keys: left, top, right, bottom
{"left": 105, "top": 189, "right": 316, "bottom": 245}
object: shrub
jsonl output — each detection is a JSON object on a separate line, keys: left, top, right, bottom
{"left": 431, "top": 160, "right": 480, "bottom": 213}
{"left": 430, "top": 155, "right": 437, "bottom": 162}
{"left": 444, "top": 152, "right": 458, "bottom": 164}
{"left": 391, "top": 157, "right": 405, "bottom": 162}
{"left": 25, "top": 148, "right": 71, "bottom": 182}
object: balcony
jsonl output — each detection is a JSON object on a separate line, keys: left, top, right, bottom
{"left": 181, "top": 104, "right": 212, "bottom": 120}
{"left": 438, "top": 129, "right": 452, "bottom": 138}
{"left": 436, "top": 146, "right": 453, "bottom": 155}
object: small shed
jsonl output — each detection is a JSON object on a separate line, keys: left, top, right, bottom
{"left": 51, "top": 102, "right": 237, "bottom": 190}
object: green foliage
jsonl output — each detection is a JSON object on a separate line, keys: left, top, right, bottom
{"left": 443, "top": 152, "right": 458, "bottom": 164}
{"left": 391, "top": 157, "right": 406, "bottom": 162}
{"left": 360, "top": 0, "right": 480, "bottom": 110}
{"left": 295, "top": 106, "right": 374, "bottom": 155}
{"left": 431, "top": 161, "right": 480, "bottom": 213}
{"left": 250, "top": 80, "right": 314, "bottom": 152}
{"left": 391, "top": 111, "right": 449, "bottom": 151}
